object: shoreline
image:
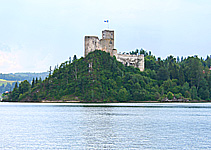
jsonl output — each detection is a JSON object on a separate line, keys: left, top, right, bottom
{"left": 1, "top": 100, "right": 210, "bottom": 103}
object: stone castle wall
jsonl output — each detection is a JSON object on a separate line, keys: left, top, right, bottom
{"left": 115, "top": 53, "right": 144, "bottom": 71}
{"left": 85, "top": 30, "right": 114, "bottom": 57}
{"left": 84, "top": 36, "right": 101, "bottom": 56}
{"left": 84, "top": 30, "right": 144, "bottom": 71}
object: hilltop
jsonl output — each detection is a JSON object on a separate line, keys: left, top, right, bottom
{"left": 3, "top": 49, "right": 211, "bottom": 102}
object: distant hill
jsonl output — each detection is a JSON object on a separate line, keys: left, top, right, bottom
{"left": 0, "top": 72, "right": 48, "bottom": 82}
{"left": 0, "top": 72, "right": 48, "bottom": 94}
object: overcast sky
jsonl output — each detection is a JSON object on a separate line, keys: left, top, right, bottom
{"left": 0, "top": 0, "right": 211, "bottom": 73}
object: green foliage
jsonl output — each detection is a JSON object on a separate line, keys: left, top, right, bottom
{"left": 117, "top": 87, "right": 129, "bottom": 102}
{"left": 190, "top": 86, "right": 198, "bottom": 100}
{"left": 175, "top": 93, "right": 182, "bottom": 99}
{"left": 18, "top": 80, "right": 31, "bottom": 94}
{"left": 5, "top": 49, "right": 211, "bottom": 102}
{"left": 157, "top": 67, "right": 169, "bottom": 81}
{"left": 167, "top": 91, "right": 174, "bottom": 100}
{"left": 184, "top": 91, "right": 191, "bottom": 98}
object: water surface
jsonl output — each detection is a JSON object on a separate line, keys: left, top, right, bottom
{"left": 0, "top": 103, "right": 211, "bottom": 149}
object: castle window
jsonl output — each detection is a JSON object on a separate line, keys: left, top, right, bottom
{"left": 110, "top": 41, "right": 112, "bottom": 44}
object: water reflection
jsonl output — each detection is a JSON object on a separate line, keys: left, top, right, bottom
{"left": 1, "top": 102, "right": 211, "bottom": 108}
{"left": 80, "top": 107, "right": 117, "bottom": 149}
{"left": 79, "top": 106, "right": 152, "bottom": 149}
{"left": 0, "top": 103, "right": 211, "bottom": 149}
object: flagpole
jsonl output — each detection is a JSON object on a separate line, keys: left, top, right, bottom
{"left": 104, "top": 20, "right": 109, "bottom": 29}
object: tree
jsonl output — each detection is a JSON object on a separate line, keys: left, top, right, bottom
{"left": 184, "top": 91, "right": 191, "bottom": 98}
{"left": 190, "top": 86, "right": 197, "bottom": 100}
{"left": 157, "top": 67, "right": 169, "bottom": 81}
{"left": 49, "top": 66, "right": 52, "bottom": 76}
{"left": 140, "top": 48, "right": 148, "bottom": 56}
{"left": 177, "top": 56, "right": 180, "bottom": 63}
{"left": 154, "top": 92, "right": 161, "bottom": 100}
{"left": 10, "top": 82, "right": 19, "bottom": 101}
{"left": 145, "top": 55, "right": 159, "bottom": 70}
{"left": 197, "top": 78, "right": 209, "bottom": 100}
{"left": 35, "top": 77, "right": 38, "bottom": 84}
{"left": 178, "top": 67, "right": 185, "bottom": 85}
{"left": 33, "top": 93, "right": 38, "bottom": 100}
{"left": 149, "top": 51, "right": 152, "bottom": 56}
{"left": 117, "top": 87, "right": 129, "bottom": 102}
{"left": 167, "top": 91, "right": 174, "bottom": 100}
{"left": 69, "top": 57, "right": 71, "bottom": 64}
{"left": 181, "top": 56, "right": 184, "bottom": 62}
{"left": 169, "top": 64, "right": 179, "bottom": 80}
{"left": 175, "top": 93, "right": 182, "bottom": 99}
{"left": 184, "top": 57, "right": 203, "bottom": 89}
{"left": 73, "top": 55, "right": 77, "bottom": 62}
{"left": 198, "top": 88, "right": 209, "bottom": 100}
{"left": 182, "top": 82, "right": 190, "bottom": 96}
{"left": 161, "top": 79, "right": 173, "bottom": 92}
{"left": 31, "top": 78, "right": 35, "bottom": 88}
{"left": 14, "top": 82, "right": 18, "bottom": 89}
{"left": 18, "top": 80, "right": 31, "bottom": 94}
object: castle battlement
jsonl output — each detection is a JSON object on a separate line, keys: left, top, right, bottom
{"left": 84, "top": 30, "right": 144, "bottom": 71}
{"left": 117, "top": 53, "right": 143, "bottom": 57}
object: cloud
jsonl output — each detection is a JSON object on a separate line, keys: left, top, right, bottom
{"left": 0, "top": 43, "right": 11, "bottom": 52}
{"left": 33, "top": 51, "right": 54, "bottom": 72}
{"left": 0, "top": 0, "right": 211, "bottom": 73}
{"left": 0, "top": 50, "right": 22, "bottom": 73}
{"left": 0, "top": 43, "right": 54, "bottom": 73}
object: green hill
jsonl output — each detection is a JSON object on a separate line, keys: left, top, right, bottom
{"left": 5, "top": 50, "right": 143, "bottom": 102}
{"left": 4, "top": 49, "right": 211, "bottom": 102}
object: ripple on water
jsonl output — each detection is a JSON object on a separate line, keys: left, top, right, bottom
{"left": 0, "top": 103, "right": 211, "bottom": 149}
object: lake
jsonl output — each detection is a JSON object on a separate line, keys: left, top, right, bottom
{"left": 0, "top": 103, "right": 211, "bottom": 149}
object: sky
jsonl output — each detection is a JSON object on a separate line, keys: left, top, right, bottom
{"left": 0, "top": 0, "right": 211, "bottom": 73}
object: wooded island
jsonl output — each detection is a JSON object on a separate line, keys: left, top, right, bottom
{"left": 2, "top": 49, "right": 211, "bottom": 102}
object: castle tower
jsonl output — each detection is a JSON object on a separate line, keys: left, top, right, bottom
{"left": 84, "top": 30, "right": 114, "bottom": 57}
{"left": 101, "top": 30, "right": 114, "bottom": 56}
{"left": 102, "top": 30, "right": 114, "bottom": 39}
{"left": 84, "top": 36, "right": 101, "bottom": 57}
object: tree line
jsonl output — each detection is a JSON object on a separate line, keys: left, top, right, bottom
{"left": 4, "top": 50, "right": 211, "bottom": 102}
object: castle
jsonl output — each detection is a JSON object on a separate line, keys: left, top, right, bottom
{"left": 84, "top": 30, "right": 144, "bottom": 71}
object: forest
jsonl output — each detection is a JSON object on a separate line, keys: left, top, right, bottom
{"left": 3, "top": 49, "right": 211, "bottom": 102}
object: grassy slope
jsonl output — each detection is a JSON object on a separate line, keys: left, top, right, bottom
{"left": 0, "top": 79, "right": 17, "bottom": 86}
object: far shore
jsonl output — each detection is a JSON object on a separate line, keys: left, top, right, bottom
{"left": 1, "top": 100, "right": 210, "bottom": 103}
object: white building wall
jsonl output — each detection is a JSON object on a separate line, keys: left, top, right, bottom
{"left": 114, "top": 53, "right": 144, "bottom": 71}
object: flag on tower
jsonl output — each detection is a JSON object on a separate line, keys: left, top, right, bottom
{"left": 104, "top": 20, "right": 109, "bottom": 29}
